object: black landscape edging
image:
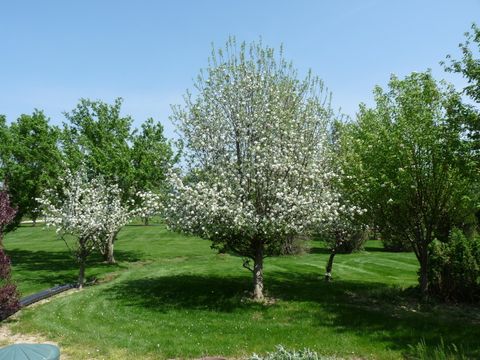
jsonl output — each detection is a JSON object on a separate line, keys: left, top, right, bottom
{"left": 19, "top": 284, "right": 77, "bottom": 307}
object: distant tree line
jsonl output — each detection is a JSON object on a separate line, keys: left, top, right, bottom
{"left": 0, "top": 97, "right": 178, "bottom": 230}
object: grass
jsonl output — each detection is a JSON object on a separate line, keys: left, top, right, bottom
{"left": 2, "top": 224, "right": 480, "bottom": 359}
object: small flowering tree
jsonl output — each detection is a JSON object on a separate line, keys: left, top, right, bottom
{"left": 96, "top": 186, "right": 131, "bottom": 264}
{"left": 133, "top": 190, "right": 163, "bottom": 225}
{"left": 38, "top": 170, "right": 132, "bottom": 287}
{"left": 318, "top": 208, "right": 366, "bottom": 281}
{"left": 167, "top": 39, "right": 348, "bottom": 300}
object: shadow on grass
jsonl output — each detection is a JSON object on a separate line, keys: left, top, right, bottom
{"left": 363, "top": 246, "right": 388, "bottom": 252}
{"left": 308, "top": 247, "right": 331, "bottom": 255}
{"left": 107, "top": 274, "right": 254, "bottom": 312}
{"left": 309, "top": 246, "right": 383, "bottom": 255}
{"left": 106, "top": 271, "right": 480, "bottom": 358}
{"left": 7, "top": 248, "right": 143, "bottom": 289}
{"left": 8, "top": 248, "right": 142, "bottom": 271}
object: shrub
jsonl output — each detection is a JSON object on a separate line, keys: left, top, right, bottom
{"left": 427, "top": 229, "right": 480, "bottom": 302}
{"left": 381, "top": 229, "right": 412, "bottom": 252}
{"left": 250, "top": 345, "right": 338, "bottom": 360}
{"left": 0, "top": 248, "right": 20, "bottom": 320}
{"left": 335, "top": 228, "right": 368, "bottom": 254}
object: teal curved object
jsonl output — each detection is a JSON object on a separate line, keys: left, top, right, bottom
{"left": 0, "top": 344, "right": 60, "bottom": 360}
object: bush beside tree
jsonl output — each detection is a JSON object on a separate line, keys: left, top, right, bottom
{"left": 0, "top": 188, "right": 19, "bottom": 319}
{"left": 428, "top": 229, "right": 480, "bottom": 302}
{"left": 0, "top": 248, "right": 20, "bottom": 320}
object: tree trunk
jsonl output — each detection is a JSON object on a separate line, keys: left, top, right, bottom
{"left": 78, "top": 261, "right": 86, "bottom": 289}
{"left": 104, "top": 235, "right": 116, "bottom": 264}
{"left": 32, "top": 218, "right": 36, "bottom": 227}
{"left": 419, "top": 249, "right": 429, "bottom": 298}
{"left": 144, "top": 217, "right": 149, "bottom": 226}
{"left": 325, "top": 251, "right": 336, "bottom": 282}
{"left": 252, "top": 244, "right": 264, "bottom": 301}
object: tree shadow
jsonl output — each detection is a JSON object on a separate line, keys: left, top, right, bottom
{"left": 268, "top": 271, "right": 480, "bottom": 358}
{"left": 106, "top": 271, "right": 480, "bottom": 358}
{"left": 106, "top": 274, "right": 255, "bottom": 313}
{"left": 8, "top": 248, "right": 143, "bottom": 272}
{"left": 8, "top": 249, "right": 78, "bottom": 272}
{"left": 308, "top": 247, "right": 331, "bottom": 255}
{"left": 362, "top": 246, "right": 388, "bottom": 252}
{"left": 7, "top": 248, "right": 143, "bottom": 291}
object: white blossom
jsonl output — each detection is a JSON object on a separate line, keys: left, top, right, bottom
{"left": 132, "top": 190, "right": 163, "bottom": 220}
{"left": 165, "top": 39, "right": 361, "bottom": 299}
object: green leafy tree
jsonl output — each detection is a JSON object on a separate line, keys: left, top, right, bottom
{"left": 444, "top": 23, "right": 480, "bottom": 104}
{"left": 62, "top": 98, "right": 135, "bottom": 197}
{"left": 131, "top": 118, "right": 177, "bottom": 224}
{"left": 444, "top": 23, "right": 480, "bottom": 231}
{"left": 341, "top": 72, "right": 474, "bottom": 297}
{"left": 443, "top": 23, "right": 480, "bottom": 158}
{"left": 1, "top": 110, "right": 62, "bottom": 226}
{"left": 0, "top": 115, "right": 9, "bottom": 182}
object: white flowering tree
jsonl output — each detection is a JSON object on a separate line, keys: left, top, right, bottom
{"left": 38, "top": 169, "right": 132, "bottom": 287}
{"left": 132, "top": 190, "right": 163, "bottom": 226}
{"left": 318, "top": 206, "right": 366, "bottom": 281}
{"left": 167, "top": 39, "right": 348, "bottom": 300}
{"left": 96, "top": 186, "right": 131, "bottom": 264}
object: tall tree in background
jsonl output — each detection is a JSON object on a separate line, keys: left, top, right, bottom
{"left": 1, "top": 110, "right": 62, "bottom": 226}
{"left": 444, "top": 23, "right": 480, "bottom": 230}
{"left": 445, "top": 23, "right": 480, "bottom": 104}
{"left": 167, "top": 39, "right": 352, "bottom": 300}
{"left": 131, "top": 118, "right": 177, "bottom": 224}
{"left": 62, "top": 98, "right": 134, "bottom": 197}
{"left": 444, "top": 23, "right": 480, "bottom": 158}
{"left": 342, "top": 72, "right": 474, "bottom": 297}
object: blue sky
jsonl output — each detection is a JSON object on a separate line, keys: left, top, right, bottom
{"left": 1, "top": 0, "right": 479, "bottom": 139}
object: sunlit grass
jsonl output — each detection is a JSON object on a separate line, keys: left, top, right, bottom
{"left": 3, "top": 225, "right": 480, "bottom": 359}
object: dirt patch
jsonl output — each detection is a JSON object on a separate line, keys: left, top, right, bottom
{"left": 0, "top": 323, "right": 55, "bottom": 346}
{"left": 95, "top": 272, "right": 119, "bottom": 284}
{"left": 0, "top": 324, "right": 71, "bottom": 359}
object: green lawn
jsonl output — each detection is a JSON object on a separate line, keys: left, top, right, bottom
{"left": 2, "top": 225, "right": 480, "bottom": 359}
